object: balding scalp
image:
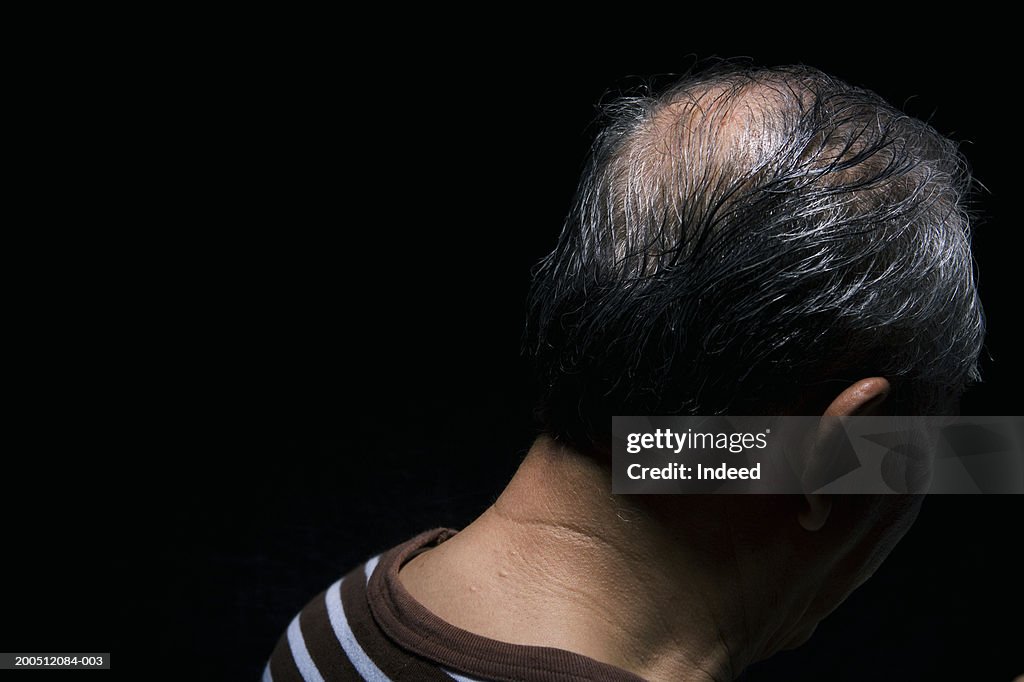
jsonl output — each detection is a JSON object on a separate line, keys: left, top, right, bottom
{"left": 527, "top": 64, "right": 983, "bottom": 451}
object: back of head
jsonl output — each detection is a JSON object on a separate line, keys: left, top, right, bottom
{"left": 527, "top": 64, "right": 984, "bottom": 452}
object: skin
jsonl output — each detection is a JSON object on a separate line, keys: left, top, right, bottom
{"left": 399, "top": 378, "right": 923, "bottom": 681}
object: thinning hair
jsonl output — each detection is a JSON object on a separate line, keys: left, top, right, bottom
{"left": 526, "top": 64, "right": 984, "bottom": 451}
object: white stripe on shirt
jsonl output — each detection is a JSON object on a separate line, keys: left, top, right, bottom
{"left": 325, "top": 576, "right": 391, "bottom": 681}
{"left": 364, "top": 554, "right": 380, "bottom": 584}
{"left": 287, "top": 614, "right": 324, "bottom": 682}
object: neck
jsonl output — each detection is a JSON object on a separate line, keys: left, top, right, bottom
{"left": 398, "top": 436, "right": 810, "bottom": 682}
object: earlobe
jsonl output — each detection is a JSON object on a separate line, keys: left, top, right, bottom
{"left": 799, "top": 494, "right": 831, "bottom": 531}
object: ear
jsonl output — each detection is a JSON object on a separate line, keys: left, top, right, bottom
{"left": 821, "top": 377, "right": 891, "bottom": 421}
{"left": 798, "top": 377, "right": 891, "bottom": 531}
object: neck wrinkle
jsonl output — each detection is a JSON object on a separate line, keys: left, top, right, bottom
{"left": 488, "top": 437, "right": 748, "bottom": 682}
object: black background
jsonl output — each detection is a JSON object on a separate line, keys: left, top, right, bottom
{"left": 5, "top": 25, "right": 1021, "bottom": 681}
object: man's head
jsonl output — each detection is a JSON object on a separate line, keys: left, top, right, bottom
{"left": 527, "top": 64, "right": 984, "bottom": 452}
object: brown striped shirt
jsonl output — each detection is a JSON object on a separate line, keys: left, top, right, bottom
{"left": 263, "top": 528, "right": 647, "bottom": 682}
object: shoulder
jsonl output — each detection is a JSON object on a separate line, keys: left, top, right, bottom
{"left": 262, "top": 530, "right": 459, "bottom": 682}
{"left": 264, "top": 559, "right": 370, "bottom": 682}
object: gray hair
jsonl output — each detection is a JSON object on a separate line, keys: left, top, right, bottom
{"left": 526, "top": 64, "right": 984, "bottom": 450}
